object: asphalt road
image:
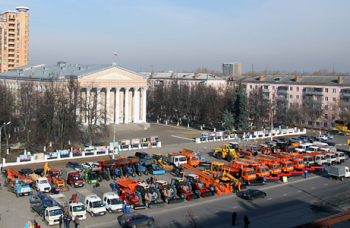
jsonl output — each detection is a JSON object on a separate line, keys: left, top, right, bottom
{"left": 1, "top": 124, "right": 350, "bottom": 228}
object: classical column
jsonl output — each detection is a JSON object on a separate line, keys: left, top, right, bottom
{"left": 106, "top": 87, "right": 111, "bottom": 125}
{"left": 86, "top": 87, "right": 91, "bottom": 124}
{"left": 76, "top": 90, "right": 80, "bottom": 122}
{"left": 124, "top": 87, "right": 130, "bottom": 124}
{"left": 96, "top": 88, "right": 101, "bottom": 125}
{"left": 115, "top": 87, "right": 120, "bottom": 124}
{"left": 142, "top": 87, "right": 147, "bottom": 122}
{"left": 133, "top": 87, "right": 139, "bottom": 123}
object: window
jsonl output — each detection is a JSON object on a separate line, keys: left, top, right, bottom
{"left": 302, "top": 120, "right": 305, "bottom": 124}
{"left": 17, "top": 50, "right": 19, "bottom": 53}
{"left": 290, "top": 95, "right": 293, "bottom": 99}
{"left": 16, "top": 55, "right": 19, "bottom": 58}
{"left": 296, "top": 87, "right": 299, "bottom": 92}
{"left": 324, "top": 123, "right": 328, "bottom": 127}
{"left": 296, "top": 95, "right": 299, "bottom": 100}
{"left": 3, "top": 60, "right": 5, "bottom": 63}
{"left": 325, "top": 97, "right": 328, "bottom": 101}
{"left": 250, "top": 85, "right": 252, "bottom": 89}
{"left": 325, "top": 88, "right": 328, "bottom": 93}
{"left": 332, "top": 123, "right": 335, "bottom": 128}
{"left": 308, "top": 121, "right": 312, "bottom": 126}
{"left": 333, "top": 89, "right": 336, "bottom": 93}
{"left": 303, "top": 96, "right": 305, "bottom": 100}
{"left": 325, "top": 105, "right": 328, "bottom": 110}
{"left": 290, "top": 87, "right": 293, "bottom": 91}
{"left": 272, "top": 86, "right": 275, "bottom": 90}
{"left": 316, "top": 122, "right": 320, "bottom": 127}
{"left": 16, "top": 60, "right": 19, "bottom": 63}
{"left": 333, "top": 97, "right": 336, "bottom": 102}
{"left": 325, "top": 114, "right": 328, "bottom": 119}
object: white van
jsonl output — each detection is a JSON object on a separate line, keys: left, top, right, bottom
{"left": 306, "top": 146, "right": 319, "bottom": 153}
{"left": 313, "top": 141, "right": 328, "bottom": 147}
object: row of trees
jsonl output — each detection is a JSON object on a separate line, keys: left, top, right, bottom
{"left": 0, "top": 78, "right": 105, "bottom": 152}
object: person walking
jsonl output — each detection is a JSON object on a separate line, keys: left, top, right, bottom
{"left": 65, "top": 214, "right": 72, "bottom": 228}
{"left": 74, "top": 216, "right": 79, "bottom": 228}
{"left": 150, "top": 176, "right": 154, "bottom": 185}
{"left": 153, "top": 175, "right": 157, "bottom": 185}
{"left": 232, "top": 211, "right": 237, "bottom": 226}
{"left": 304, "top": 169, "right": 308, "bottom": 179}
{"left": 146, "top": 177, "right": 150, "bottom": 184}
{"left": 125, "top": 203, "right": 131, "bottom": 214}
{"left": 112, "top": 181, "right": 117, "bottom": 191}
{"left": 243, "top": 215, "right": 250, "bottom": 228}
{"left": 58, "top": 214, "right": 63, "bottom": 228}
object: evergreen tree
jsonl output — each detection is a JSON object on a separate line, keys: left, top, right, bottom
{"left": 222, "top": 109, "right": 235, "bottom": 130}
{"left": 231, "top": 82, "right": 249, "bottom": 130}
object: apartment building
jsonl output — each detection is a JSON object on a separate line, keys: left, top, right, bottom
{"left": 222, "top": 62, "right": 243, "bottom": 76}
{"left": 0, "top": 6, "right": 29, "bottom": 73}
{"left": 145, "top": 72, "right": 227, "bottom": 90}
{"left": 243, "top": 75, "right": 350, "bottom": 129}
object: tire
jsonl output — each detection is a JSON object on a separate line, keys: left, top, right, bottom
{"left": 146, "top": 201, "right": 149, "bottom": 208}
{"left": 185, "top": 183, "right": 192, "bottom": 191}
{"left": 180, "top": 192, "right": 186, "bottom": 199}
{"left": 165, "top": 197, "right": 169, "bottom": 204}
{"left": 88, "top": 179, "right": 91, "bottom": 185}
{"left": 108, "top": 208, "right": 112, "bottom": 214}
{"left": 98, "top": 176, "right": 102, "bottom": 182}
{"left": 170, "top": 186, "right": 177, "bottom": 196}
{"left": 7, "top": 185, "right": 11, "bottom": 192}
{"left": 132, "top": 172, "right": 136, "bottom": 177}
{"left": 131, "top": 224, "right": 136, "bottom": 228}
{"left": 262, "top": 193, "right": 266, "bottom": 198}
{"left": 16, "top": 192, "right": 19, "bottom": 198}
{"left": 137, "top": 171, "right": 142, "bottom": 177}
{"left": 90, "top": 212, "right": 94, "bottom": 217}
{"left": 144, "top": 170, "right": 149, "bottom": 175}
{"left": 227, "top": 155, "right": 234, "bottom": 162}
{"left": 106, "top": 174, "right": 110, "bottom": 181}
{"left": 111, "top": 175, "right": 116, "bottom": 180}
{"left": 340, "top": 177, "right": 344, "bottom": 181}
{"left": 216, "top": 152, "right": 223, "bottom": 160}
{"left": 195, "top": 189, "right": 201, "bottom": 196}
{"left": 71, "top": 184, "right": 75, "bottom": 188}
{"left": 149, "top": 220, "right": 154, "bottom": 226}
{"left": 45, "top": 220, "right": 49, "bottom": 226}
{"left": 135, "top": 193, "right": 142, "bottom": 202}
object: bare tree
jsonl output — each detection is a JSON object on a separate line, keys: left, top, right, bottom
{"left": 183, "top": 208, "right": 200, "bottom": 228}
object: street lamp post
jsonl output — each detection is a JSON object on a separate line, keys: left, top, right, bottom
{"left": 0, "top": 121, "right": 11, "bottom": 169}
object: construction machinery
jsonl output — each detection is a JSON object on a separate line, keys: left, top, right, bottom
{"left": 181, "top": 163, "right": 233, "bottom": 195}
{"left": 29, "top": 192, "right": 63, "bottom": 226}
{"left": 44, "top": 162, "right": 69, "bottom": 191}
{"left": 92, "top": 186, "right": 123, "bottom": 213}
{"left": 95, "top": 160, "right": 113, "bottom": 181}
{"left": 4, "top": 168, "right": 32, "bottom": 197}
{"left": 152, "top": 153, "right": 173, "bottom": 173}
{"left": 117, "top": 176, "right": 145, "bottom": 209}
{"left": 84, "top": 167, "right": 100, "bottom": 184}
{"left": 134, "top": 183, "right": 165, "bottom": 208}
{"left": 170, "top": 177, "right": 200, "bottom": 201}
{"left": 173, "top": 152, "right": 200, "bottom": 167}
{"left": 154, "top": 180, "right": 184, "bottom": 204}
{"left": 256, "top": 154, "right": 282, "bottom": 175}
{"left": 275, "top": 153, "right": 306, "bottom": 170}
{"left": 179, "top": 148, "right": 208, "bottom": 164}
{"left": 110, "top": 158, "right": 128, "bottom": 179}
{"left": 214, "top": 144, "right": 240, "bottom": 161}
{"left": 185, "top": 174, "right": 215, "bottom": 197}
{"left": 235, "top": 158, "right": 270, "bottom": 180}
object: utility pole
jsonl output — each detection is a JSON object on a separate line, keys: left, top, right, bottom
{"left": 0, "top": 122, "right": 11, "bottom": 170}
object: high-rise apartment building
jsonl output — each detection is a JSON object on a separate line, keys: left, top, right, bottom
{"left": 0, "top": 6, "right": 30, "bottom": 73}
{"left": 223, "top": 62, "right": 243, "bottom": 76}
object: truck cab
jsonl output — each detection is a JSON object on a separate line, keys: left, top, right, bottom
{"left": 185, "top": 154, "right": 200, "bottom": 167}
{"left": 85, "top": 195, "right": 106, "bottom": 216}
{"left": 171, "top": 155, "right": 187, "bottom": 168}
{"left": 334, "top": 152, "right": 346, "bottom": 164}
{"left": 267, "top": 162, "right": 282, "bottom": 175}
{"left": 314, "top": 154, "right": 327, "bottom": 166}
{"left": 69, "top": 202, "right": 87, "bottom": 220}
{"left": 102, "top": 192, "right": 123, "bottom": 213}
{"left": 13, "top": 178, "right": 32, "bottom": 196}
{"left": 67, "top": 173, "right": 84, "bottom": 188}
{"left": 303, "top": 155, "right": 315, "bottom": 167}
{"left": 35, "top": 177, "right": 51, "bottom": 193}
{"left": 325, "top": 153, "right": 337, "bottom": 165}
{"left": 44, "top": 206, "right": 63, "bottom": 226}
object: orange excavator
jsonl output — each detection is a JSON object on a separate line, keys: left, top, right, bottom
{"left": 44, "top": 162, "right": 69, "bottom": 191}
{"left": 4, "top": 168, "right": 32, "bottom": 197}
{"left": 181, "top": 163, "right": 233, "bottom": 195}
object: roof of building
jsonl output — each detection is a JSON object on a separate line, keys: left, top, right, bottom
{"left": 243, "top": 75, "right": 350, "bottom": 86}
{"left": 143, "top": 72, "right": 225, "bottom": 81}
{"left": 0, "top": 62, "right": 147, "bottom": 81}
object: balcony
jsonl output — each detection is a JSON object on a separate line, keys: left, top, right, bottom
{"left": 277, "top": 89, "right": 288, "bottom": 94}
{"left": 341, "top": 90, "right": 350, "bottom": 97}
{"left": 262, "top": 88, "right": 270, "bottom": 93}
{"left": 304, "top": 88, "right": 323, "bottom": 96}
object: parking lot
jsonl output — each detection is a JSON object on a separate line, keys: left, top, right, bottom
{"left": 1, "top": 124, "right": 350, "bottom": 228}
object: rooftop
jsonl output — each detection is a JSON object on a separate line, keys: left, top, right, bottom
{"left": 143, "top": 72, "right": 224, "bottom": 81}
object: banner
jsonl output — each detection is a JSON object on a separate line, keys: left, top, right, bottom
{"left": 121, "top": 139, "right": 130, "bottom": 146}
{"left": 19, "top": 154, "right": 30, "bottom": 161}
{"left": 201, "top": 132, "right": 209, "bottom": 138}
{"left": 210, "top": 132, "right": 216, "bottom": 137}
{"left": 223, "top": 131, "right": 230, "bottom": 136}
{"left": 47, "top": 152, "right": 58, "bottom": 158}
{"left": 96, "top": 146, "right": 106, "bottom": 152}
{"left": 216, "top": 131, "right": 223, "bottom": 137}
{"left": 230, "top": 131, "right": 236, "bottom": 137}
{"left": 150, "top": 136, "right": 159, "bottom": 143}
{"left": 141, "top": 137, "right": 150, "bottom": 144}
{"left": 132, "top": 138, "right": 140, "bottom": 145}
{"left": 60, "top": 150, "right": 70, "bottom": 156}
{"left": 33, "top": 153, "right": 44, "bottom": 160}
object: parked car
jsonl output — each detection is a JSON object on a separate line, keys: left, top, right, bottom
{"left": 120, "top": 212, "right": 154, "bottom": 228}
{"left": 322, "top": 133, "right": 334, "bottom": 139}
{"left": 315, "top": 135, "right": 328, "bottom": 141}
{"left": 18, "top": 168, "right": 33, "bottom": 177}
{"left": 66, "top": 161, "right": 83, "bottom": 172}
{"left": 339, "top": 131, "right": 350, "bottom": 136}
{"left": 328, "top": 130, "right": 340, "bottom": 135}
{"left": 322, "top": 141, "right": 336, "bottom": 147}
{"left": 241, "top": 189, "right": 266, "bottom": 200}
{"left": 34, "top": 168, "right": 45, "bottom": 177}
{"left": 289, "top": 137, "right": 303, "bottom": 144}
{"left": 81, "top": 162, "right": 98, "bottom": 170}
{"left": 299, "top": 135, "right": 314, "bottom": 142}
{"left": 266, "top": 139, "right": 284, "bottom": 144}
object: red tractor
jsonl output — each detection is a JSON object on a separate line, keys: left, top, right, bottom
{"left": 170, "top": 177, "right": 200, "bottom": 201}
{"left": 119, "top": 190, "right": 145, "bottom": 210}
{"left": 185, "top": 174, "right": 215, "bottom": 197}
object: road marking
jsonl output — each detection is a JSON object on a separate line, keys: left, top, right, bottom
{"left": 232, "top": 206, "right": 238, "bottom": 208}
{"left": 171, "top": 135, "right": 195, "bottom": 141}
{"left": 298, "top": 190, "right": 302, "bottom": 192}
{"left": 214, "top": 211, "right": 220, "bottom": 213}
{"left": 324, "top": 184, "right": 328, "bottom": 186}
{"left": 311, "top": 187, "right": 315, "bottom": 189}
{"left": 283, "top": 194, "right": 287, "bottom": 196}
{"left": 267, "top": 198, "right": 272, "bottom": 200}
{"left": 193, "top": 216, "right": 199, "bottom": 218}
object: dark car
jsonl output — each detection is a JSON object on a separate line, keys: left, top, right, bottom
{"left": 18, "top": 168, "right": 34, "bottom": 177}
{"left": 34, "top": 168, "right": 45, "bottom": 177}
{"left": 322, "top": 141, "right": 336, "bottom": 146}
{"left": 66, "top": 161, "right": 83, "bottom": 172}
{"left": 120, "top": 212, "right": 154, "bottom": 228}
{"left": 299, "top": 135, "right": 314, "bottom": 143}
{"left": 241, "top": 189, "right": 266, "bottom": 200}
{"left": 328, "top": 130, "right": 340, "bottom": 135}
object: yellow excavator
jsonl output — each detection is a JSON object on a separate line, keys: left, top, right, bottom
{"left": 44, "top": 162, "right": 69, "bottom": 191}
{"left": 152, "top": 153, "right": 174, "bottom": 172}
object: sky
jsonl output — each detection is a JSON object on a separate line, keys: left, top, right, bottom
{"left": 3, "top": 0, "right": 350, "bottom": 73}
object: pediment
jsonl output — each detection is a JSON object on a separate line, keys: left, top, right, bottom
{"left": 96, "top": 72, "right": 132, "bottom": 80}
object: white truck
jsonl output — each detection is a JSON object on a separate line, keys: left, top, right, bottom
{"left": 29, "top": 193, "right": 63, "bottom": 226}
{"left": 50, "top": 194, "right": 86, "bottom": 220}
{"left": 92, "top": 186, "right": 123, "bottom": 213}
{"left": 328, "top": 166, "right": 350, "bottom": 181}
{"left": 162, "top": 154, "right": 187, "bottom": 169}
{"left": 325, "top": 153, "right": 337, "bottom": 165}
{"left": 30, "top": 173, "right": 51, "bottom": 193}
{"left": 76, "top": 189, "right": 106, "bottom": 217}
{"left": 314, "top": 154, "right": 327, "bottom": 166}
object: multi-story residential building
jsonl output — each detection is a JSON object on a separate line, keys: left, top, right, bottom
{"left": 145, "top": 72, "right": 227, "bottom": 90}
{"left": 222, "top": 62, "right": 243, "bottom": 76}
{"left": 0, "top": 6, "right": 30, "bottom": 73}
{"left": 243, "top": 75, "right": 350, "bottom": 129}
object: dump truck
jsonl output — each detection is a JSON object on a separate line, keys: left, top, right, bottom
{"left": 76, "top": 189, "right": 106, "bottom": 217}
{"left": 4, "top": 168, "right": 32, "bottom": 197}
{"left": 161, "top": 154, "right": 187, "bottom": 169}
{"left": 29, "top": 192, "right": 63, "bottom": 226}
{"left": 154, "top": 180, "right": 184, "bottom": 204}
{"left": 256, "top": 154, "right": 282, "bottom": 175}
{"left": 117, "top": 176, "right": 145, "bottom": 209}
{"left": 214, "top": 144, "right": 240, "bottom": 161}
{"left": 60, "top": 168, "right": 84, "bottom": 188}
{"left": 30, "top": 173, "right": 51, "bottom": 193}
{"left": 92, "top": 186, "right": 123, "bottom": 213}
{"left": 50, "top": 193, "right": 86, "bottom": 220}
{"left": 328, "top": 166, "right": 350, "bottom": 181}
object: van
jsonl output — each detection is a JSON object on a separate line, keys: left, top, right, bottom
{"left": 325, "top": 153, "right": 337, "bottom": 166}
{"left": 300, "top": 143, "right": 312, "bottom": 148}
{"left": 306, "top": 146, "right": 319, "bottom": 153}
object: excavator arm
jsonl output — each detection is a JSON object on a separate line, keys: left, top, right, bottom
{"left": 69, "top": 194, "right": 78, "bottom": 203}
{"left": 7, "top": 169, "right": 32, "bottom": 184}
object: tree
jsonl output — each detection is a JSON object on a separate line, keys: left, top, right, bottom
{"left": 231, "top": 82, "right": 249, "bottom": 130}
{"left": 222, "top": 109, "right": 234, "bottom": 130}
{"left": 248, "top": 88, "right": 270, "bottom": 129}
{"left": 183, "top": 208, "right": 199, "bottom": 228}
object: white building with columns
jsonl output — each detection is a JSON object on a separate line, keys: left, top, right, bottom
{"left": 0, "top": 61, "right": 148, "bottom": 125}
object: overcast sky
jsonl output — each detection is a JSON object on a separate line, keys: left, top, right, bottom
{"left": 3, "top": 0, "right": 350, "bottom": 73}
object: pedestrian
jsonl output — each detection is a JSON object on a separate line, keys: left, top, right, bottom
{"left": 323, "top": 164, "right": 327, "bottom": 172}
{"left": 153, "top": 175, "right": 157, "bottom": 184}
{"left": 112, "top": 181, "right": 117, "bottom": 191}
{"left": 66, "top": 214, "right": 72, "bottom": 228}
{"left": 74, "top": 216, "right": 79, "bottom": 228}
{"left": 233, "top": 183, "right": 238, "bottom": 193}
{"left": 243, "top": 215, "right": 250, "bottom": 228}
{"left": 263, "top": 176, "right": 267, "bottom": 185}
{"left": 150, "top": 176, "right": 153, "bottom": 185}
{"left": 63, "top": 214, "right": 67, "bottom": 228}
{"left": 304, "top": 169, "right": 308, "bottom": 179}
{"left": 138, "top": 178, "right": 141, "bottom": 183}
{"left": 146, "top": 177, "right": 150, "bottom": 184}
{"left": 122, "top": 202, "right": 126, "bottom": 214}
{"left": 232, "top": 211, "right": 237, "bottom": 226}
{"left": 182, "top": 170, "right": 185, "bottom": 179}
{"left": 125, "top": 203, "right": 131, "bottom": 214}
{"left": 59, "top": 214, "right": 63, "bottom": 228}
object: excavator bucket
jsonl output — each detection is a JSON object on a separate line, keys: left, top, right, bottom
{"left": 162, "top": 165, "right": 174, "bottom": 173}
